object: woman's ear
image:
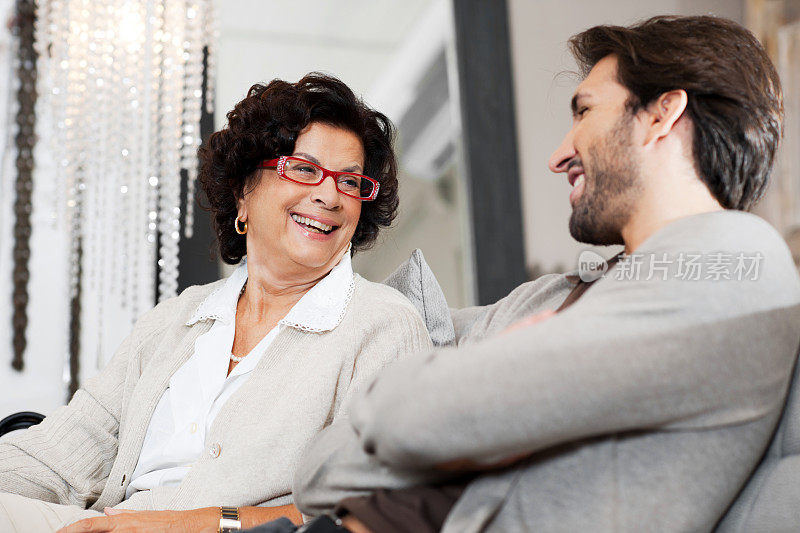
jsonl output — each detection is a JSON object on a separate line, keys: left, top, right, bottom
{"left": 643, "top": 89, "right": 689, "bottom": 145}
{"left": 236, "top": 195, "right": 247, "bottom": 222}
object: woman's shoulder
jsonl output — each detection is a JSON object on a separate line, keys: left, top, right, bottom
{"left": 341, "top": 275, "right": 433, "bottom": 352}
{"left": 346, "top": 275, "right": 432, "bottom": 341}
{"left": 350, "top": 274, "right": 422, "bottom": 317}
{"left": 133, "top": 278, "right": 226, "bottom": 333}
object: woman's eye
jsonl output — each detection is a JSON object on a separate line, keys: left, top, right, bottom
{"left": 577, "top": 107, "right": 589, "bottom": 117}
{"left": 338, "top": 176, "right": 360, "bottom": 189}
{"left": 295, "top": 165, "right": 316, "bottom": 173}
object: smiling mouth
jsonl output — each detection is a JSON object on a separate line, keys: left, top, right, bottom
{"left": 567, "top": 162, "right": 584, "bottom": 186}
{"left": 291, "top": 213, "right": 338, "bottom": 235}
{"left": 569, "top": 172, "right": 586, "bottom": 206}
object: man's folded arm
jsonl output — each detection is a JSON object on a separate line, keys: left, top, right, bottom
{"left": 292, "top": 421, "right": 455, "bottom": 516}
{"left": 349, "top": 277, "right": 800, "bottom": 471}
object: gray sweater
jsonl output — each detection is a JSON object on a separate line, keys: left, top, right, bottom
{"left": 0, "top": 275, "right": 432, "bottom": 511}
{"left": 294, "top": 211, "right": 800, "bottom": 532}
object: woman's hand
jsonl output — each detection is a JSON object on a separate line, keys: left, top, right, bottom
{"left": 57, "top": 504, "right": 302, "bottom": 532}
{"left": 56, "top": 507, "right": 218, "bottom": 533}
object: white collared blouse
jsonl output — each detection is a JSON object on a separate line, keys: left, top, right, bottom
{"left": 126, "top": 254, "right": 355, "bottom": 498}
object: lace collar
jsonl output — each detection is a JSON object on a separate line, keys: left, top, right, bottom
{"left": 186, "top": 252, "right": 355, "bottom": 333}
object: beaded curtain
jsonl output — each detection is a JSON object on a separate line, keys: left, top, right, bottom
{"left": 32, "top": 0, "right": 216, "bottom": 390}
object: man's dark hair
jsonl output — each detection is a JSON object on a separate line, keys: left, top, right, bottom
{"left": 198, "top": 73, "right": 398, "bottom": 264}
{"left": 569, "top": 16, "right": 783, "bottom": 211}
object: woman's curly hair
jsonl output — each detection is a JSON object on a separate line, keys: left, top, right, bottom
{"left": 198, "top": 73, "right": 399, "bottom": 264}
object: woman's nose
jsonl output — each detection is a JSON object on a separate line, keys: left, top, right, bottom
{"left": 310, "top": 175, "right": 342, "bottom": 208}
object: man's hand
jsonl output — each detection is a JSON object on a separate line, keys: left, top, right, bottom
{"left": 503, "top": 309, "right": 556, "bottom": 334}
{"left": 341, "top": 515, "right": 374, "bottom": 533}
{"left": 56, "top": 507, "right": 218, "bottom": 533}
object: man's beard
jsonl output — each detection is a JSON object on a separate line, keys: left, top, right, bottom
{"left": 569, "top": 114, "right": 641, "bottom": 246}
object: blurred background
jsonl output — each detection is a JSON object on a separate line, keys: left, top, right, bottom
{"left": 0, "top": 0, "right": 798, "bottom": 418}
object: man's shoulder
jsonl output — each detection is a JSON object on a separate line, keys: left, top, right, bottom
{"left": 641, "top": 211, "right": 785, "bottom": 254}
{"left": 585, "top": 211, "right": 800, "bottom": 323}
{"left": 638, "top": 211, "right": 797, "bottom": 288}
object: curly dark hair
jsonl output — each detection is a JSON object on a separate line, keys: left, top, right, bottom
{"left": 198, "top": 73, "right": 399, "bottom": 264}
{"left": 569, "top": 16, "right": 783, "bottom": 211}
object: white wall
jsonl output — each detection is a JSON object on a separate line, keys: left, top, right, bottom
{"left": 508, "top": 0, "right": 744, "bottom": 274}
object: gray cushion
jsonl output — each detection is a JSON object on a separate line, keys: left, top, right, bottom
{"left": 382, "top": 249, "right": 455, "bottom": 347}
{"left": 716, "top": 349, "right": 800, "bottom": 532}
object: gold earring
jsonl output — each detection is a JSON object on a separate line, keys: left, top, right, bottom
{"left": 235, "top": 216, "right": 248, "bottom": 235}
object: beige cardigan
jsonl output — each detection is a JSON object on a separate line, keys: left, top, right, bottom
{"left": 0, "top": 274, "right": 432, "bottom": 511}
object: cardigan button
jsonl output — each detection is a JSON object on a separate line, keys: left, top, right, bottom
{"left": 209, "top": 443, "right": 221, "bottom": 458}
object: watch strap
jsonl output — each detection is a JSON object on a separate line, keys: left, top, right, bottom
{"left": 219, "top": 506, "right": 241, "bottom": 532}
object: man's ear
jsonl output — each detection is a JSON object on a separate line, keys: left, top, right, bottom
{"left": 643, "top": 89, "right": 688, "bottom": 145}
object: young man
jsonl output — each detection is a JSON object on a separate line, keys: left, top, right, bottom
{"left": 262, "top": 15, "right": 799, "bottom": 533}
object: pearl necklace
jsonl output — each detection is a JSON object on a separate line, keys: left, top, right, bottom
{"left": 230, "top": 281, "right": 248, "bottom": 363}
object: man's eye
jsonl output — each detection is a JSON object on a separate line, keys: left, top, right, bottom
{"left": 577, "top": 107, "right": 589, "bottom": 117}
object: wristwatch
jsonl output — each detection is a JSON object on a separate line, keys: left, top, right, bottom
{"left": 219, "top": 506, "right": 241, "bottom": 532}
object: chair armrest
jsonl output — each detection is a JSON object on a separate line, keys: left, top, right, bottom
{"left": 0, "top": 411, "right": 44, "bottom": 437}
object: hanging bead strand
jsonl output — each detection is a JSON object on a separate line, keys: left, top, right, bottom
{"left": 10, "top": 0, "right": 38, "bottom": 372}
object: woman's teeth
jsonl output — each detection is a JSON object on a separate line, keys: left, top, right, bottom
{"left": 291, "top": 214, "right": 333, "bottom": 233}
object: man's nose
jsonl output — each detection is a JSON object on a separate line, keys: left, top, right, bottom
{"left": 548, "top": 130, "right": 576, "bottom": 173}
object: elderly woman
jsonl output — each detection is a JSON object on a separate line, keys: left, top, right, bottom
{"left": 0, "top": 74, "right": 432, "bottom": 532}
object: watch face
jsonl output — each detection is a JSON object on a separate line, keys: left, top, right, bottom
{"left": 219, "top": 518, "right": 242, "bottom": 532}
{"left": 219, "top": 506, "right": 241, "bottom": 531}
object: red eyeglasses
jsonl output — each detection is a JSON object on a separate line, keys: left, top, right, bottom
{"left": 258, "top": 156, "right": 380, "bottom": 201}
